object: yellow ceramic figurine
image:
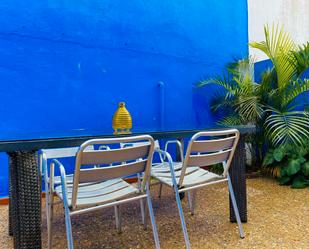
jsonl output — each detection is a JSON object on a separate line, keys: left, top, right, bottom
{"left": 112, "top": 102, "right": 132, "bottom": 134}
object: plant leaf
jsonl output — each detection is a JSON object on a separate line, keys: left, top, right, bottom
{"left": 302, "top": 162, "right": 309, "bottom": 176}
{"left": 278, "top": 176, "right": 290, "bottom": 185}
{"left": 286, "top": 158, "right": 302, "bottom": 176}
{"left": 291, "top": 176, "right": 309, "bottom": 189}
{"left": 273, "top": 147, "right": 285, "bottom": 162}
{"left": 263, "top": 149, "right": 275, "bottom": 166}
{"left": 283, "top": 79, "right": 309, "bottom": 107}
{"left": 291, "top": 42, "right": 309, "bottom": 77}
{"left": 250, "top": 25, "right": 297, "bottom": 90}
{"left": 265, "top": 108, "right": 309, "bottom": 147}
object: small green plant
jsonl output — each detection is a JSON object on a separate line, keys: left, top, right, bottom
{"left": 263, "top": 144, "right": 309, "bottom": 188}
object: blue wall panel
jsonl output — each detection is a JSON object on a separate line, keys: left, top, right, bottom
{"left": 0, "top": 0, "right": 248, "bottom": 197}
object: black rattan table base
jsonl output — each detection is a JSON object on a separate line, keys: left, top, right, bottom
{"left": 8, "top": 151, "right": 41, "bottom": 249}
{"left": 229, "top": 135, "right": 247, "bottom": 222}
{"left": 8, "top": 154, "right": 16, "bottom": 237}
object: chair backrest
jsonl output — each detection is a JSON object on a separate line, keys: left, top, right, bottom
{"left": 71, "top": 135, "right": 155, "bottom": 208}
{"left": 178, "top": 129, "right": 239, "bottom": 186}
{"left": 120, "top": 140, "right": 162, "bottom": 162}
{"left": 120, "top": 140, "right": 160, "bottom": 149}
{"left": 39, "top": 146, "right": 95, "bottom": 177}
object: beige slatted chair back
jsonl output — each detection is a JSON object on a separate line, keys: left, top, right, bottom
{"left": 178, "top": 129, "right": 239, "bottom": 187}
{"left": 71, "top": 135, "right": 155, "bottom": 209}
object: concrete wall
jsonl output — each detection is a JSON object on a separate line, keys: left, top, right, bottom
{"left": 248, "top": 0, "right": 309, "bottom": 61}
{"left": 0, "top": 0, "right": 248, "bottom": 197}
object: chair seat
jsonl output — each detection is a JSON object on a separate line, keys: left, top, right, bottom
{"left": 53, "top": 174, "right": 74, "bottom": 185}
{"left": 55, "top": 178, "right": 139, "bottom": 207}
{"left": 53, "top": 175, "right": 95, "bottom": 186}
{"left": 152, "top": 162, "right": 223, "bottom": 187}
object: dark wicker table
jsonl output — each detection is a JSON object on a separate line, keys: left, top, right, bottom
{"left": 0, "top": 126, "right": 254, "bottom": 249}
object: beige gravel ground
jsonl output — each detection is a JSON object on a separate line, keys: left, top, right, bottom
{"left": 1, "top": 177, "right": 309, "bottom": 249}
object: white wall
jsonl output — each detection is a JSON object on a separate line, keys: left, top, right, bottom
{"left": 248, "top": 0, "right": 309, "bottom": 61}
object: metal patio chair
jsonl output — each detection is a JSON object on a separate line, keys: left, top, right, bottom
{"left": 39, "top": 145, "right": 107, "bottom": 232}
{"left": 103, "top": 139, "right": 184, "bottom": 233}
{"left": 151, "top": 129, "right": 245, "bottom": 249}
{"left": 46, "top": 135, "right": 160, "bottom": 249}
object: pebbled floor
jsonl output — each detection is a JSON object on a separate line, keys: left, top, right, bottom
{"left": 1, "top": 177, "right": 308, "bottom": 249}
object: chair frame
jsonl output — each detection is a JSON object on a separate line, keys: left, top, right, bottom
{"left": 46, "top": 135, "right": 160, "bottom": 249}
{"left": 121, "top": 139, "right": 183, "bottom": 198}
{"left": 39, "top": 147, "right": 83, "bottom": 240}
{"left": 153, "top": 129, "right": 245, "bottom": 249}
{"left": 157, "top": 140, "right": 184, "bottom": 198}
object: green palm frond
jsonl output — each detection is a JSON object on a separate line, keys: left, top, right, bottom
{"left": 218, "top": 115, "right": 244, "bottom": 126}
{"left": 259, "top": 68, "right": 278, "bottom": 102}
{"left": 265, "top": 108, "right": 309, "bottom": 146}
{"left": 283, "top": 79, "right": 309, "bottom": 107}
{"left": 210, "top": 90, "right": 235, "bottom": 112}
{"left": 197, "top": 77, "right": 236, "bottom": 93}
{"left": 236, "top": 96, "right": 264, "bottom": 121}
{"left": 197, "top": 77, "right": 241, "bottom": 103}
{"left": 291, "top": 42, "right": 309, "bottom": 77}
{"left": 250, "top": 24, "right": 296, "bottom": 90}
{"left": 276, "top": 51, "right": 297, "bottom": 90}
{"left": 227, "top": 58, "right": 255, "bottom": 82}
{"left": 250, "top": 24, "right": 295, "bottom": 61}
{"left": 260, "top": 68, "right": 276, "bottom": 89}
{"left": 197, "top": 58, "right": 260, "bottom": 125}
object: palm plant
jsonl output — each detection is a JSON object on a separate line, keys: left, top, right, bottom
{"left": 197, "top": 24, "right": 309, "bottom": 177}
{"left": 198, "top": 24, "right": 309, "bottom": 147}
{"left": 250, "top": 25, "right": 309, "bottom": 147}
{"left": 197, "top": 58, "right": 263, "bottom": 126}
{"left": 197, "top": 58, "right": 265, "bottom": 166}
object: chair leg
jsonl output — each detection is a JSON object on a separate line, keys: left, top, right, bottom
{"left": 47, "top": 191, "right": 54, "bottom": 249}
{"left": 187, "top": 191, "right": 191, "bottom": 210}
{"left": 158, "top": 183, "right": 163, "bottom": 198}
{"left": 64, "top": 204, "right": 74, "bottom": 249}
{"left": 173, "top": 187, "right": 191, "bottom": 249}
{"left": 227, "top": 176, "right": 245, "bottom": 238}
{"left": 146, "top": 184, "right": 160, "bottom": 249}
{"left": 140, "top": 199, "right": 147, "bottom": 229}
{"left": 187, "top": 190, "right": 196, "bottom": 215}
{"left": 114, "top": 205, "right": 122, "bottom": 233}
{"left": 45, "top": 180, "right": 49, "bottom": 226}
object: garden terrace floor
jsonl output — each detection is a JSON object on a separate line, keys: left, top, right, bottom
{"left": 1, "top": 177, "right": 308, "bottom": 248}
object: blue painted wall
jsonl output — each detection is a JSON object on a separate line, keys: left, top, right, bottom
{"left": 0, "top": 0, "right": 248, "bottom": 197}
